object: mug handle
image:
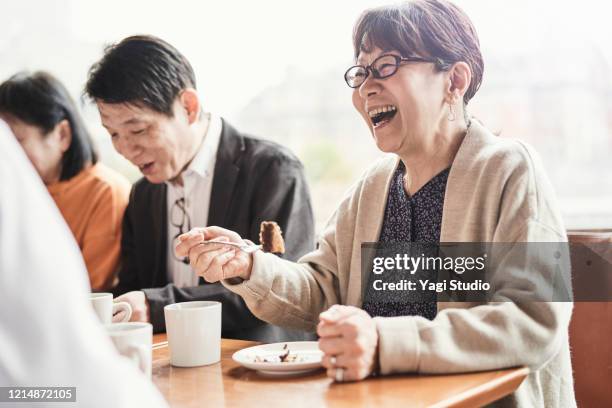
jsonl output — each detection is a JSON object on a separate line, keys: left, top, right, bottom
{"left": 112, "top": 301, "right": 133, "bottom": 322}
{"left": 127, "top": 344, "right": 150, "bottom": 377}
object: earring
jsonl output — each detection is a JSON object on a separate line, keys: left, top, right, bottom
{"left": 447, "top": 102, "right": 456, "bottom": 122}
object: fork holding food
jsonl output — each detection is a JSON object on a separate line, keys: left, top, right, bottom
{"left": 175, "top": 226, "right": 254, "bottom": 283}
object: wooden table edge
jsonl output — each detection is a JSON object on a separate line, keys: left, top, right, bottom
{"left": 431, "top": 367, "right": 530, "bottom": 408}
{"left": 152, "top": 334, "right": 529, "bottom": 408}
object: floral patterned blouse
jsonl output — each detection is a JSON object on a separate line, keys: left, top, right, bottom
{"left": 362, "top": 161, "right": 449, "bottom": 320}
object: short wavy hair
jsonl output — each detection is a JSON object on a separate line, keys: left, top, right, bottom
{"left": 353, "top": 0, "right": 484, "bottom": 104}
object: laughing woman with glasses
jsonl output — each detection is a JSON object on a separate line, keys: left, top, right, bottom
{"left": 0, "top": 72, "right": 131, "bottom": 291}
{"left": 175, "top": 1, "right": 574, "bottom": 406}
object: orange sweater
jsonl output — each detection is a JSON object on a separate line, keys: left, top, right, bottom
{"left": 47, "top": 163, "right": 130, "bottom": 291}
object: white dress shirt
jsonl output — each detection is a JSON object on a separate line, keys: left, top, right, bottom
{"left": 0, "top": 121, "right": 167, "bottom": 407}
{"left": 166, "top": 113, "right": 222, "bottom": 287}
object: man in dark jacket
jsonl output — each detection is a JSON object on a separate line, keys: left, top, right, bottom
{"left": 85, "top": 35, "right": 315, "bottom": 341}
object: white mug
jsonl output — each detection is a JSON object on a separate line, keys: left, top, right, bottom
{"left": 90, "top": 293, "right": 132, "bottom": 324}
{"left": 106, "top": 322, "right": 153, "bottom": 378}
{"left": 164, "top": 301, "right": 221, "bottom": 367}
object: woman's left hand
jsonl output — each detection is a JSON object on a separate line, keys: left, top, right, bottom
{"left": 317, "top": 305, "right": 378, "bottom": 382}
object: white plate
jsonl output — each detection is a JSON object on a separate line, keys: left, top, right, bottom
{"left": 232, "top": 341, "right": 323, "bottom": 376}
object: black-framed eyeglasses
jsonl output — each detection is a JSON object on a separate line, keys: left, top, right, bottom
{"left": 170, "top": 197, "right": 191, "bottom": 265}
{"left": 344, "top": 54, "right": 439, "bottom": 88}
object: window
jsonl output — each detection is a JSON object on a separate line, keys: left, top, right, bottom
{"left": 2, "top": 0, "right": 611, "bottom": 230}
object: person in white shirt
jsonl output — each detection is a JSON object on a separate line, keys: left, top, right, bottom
{"left": 85, "top": 35, "right": 316, "bottom": 341}
{"left": 0, "top": 120, "right": 167, "bottom": 408}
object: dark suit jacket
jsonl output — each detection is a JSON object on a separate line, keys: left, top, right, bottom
{"left": 113, "top": 119, "right": 316, "bottom": 341}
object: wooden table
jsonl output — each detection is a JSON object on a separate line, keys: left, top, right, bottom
{"left": 152, "top": 334, "right": 528, "bottom": 408}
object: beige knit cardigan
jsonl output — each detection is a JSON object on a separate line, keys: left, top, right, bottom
{"left": 223, "top": 120, "right": 576, "bottom": 407}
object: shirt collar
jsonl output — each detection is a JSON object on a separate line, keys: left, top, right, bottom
{"left": 181, "top": 113, "right": 222, "bottom": 180}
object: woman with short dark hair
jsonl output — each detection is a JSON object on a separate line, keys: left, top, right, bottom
{"left": 176, "top": 1, "right": 574, "bottom": 405}
{"left": 0, "top": 71, "right": 130, "bottom": 291}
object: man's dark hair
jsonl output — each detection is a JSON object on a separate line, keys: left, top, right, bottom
{"left": 0, "top": 71, "right": 98, "bottom": 181}
{"left": 85, "top": 35, "right": 196, "bottom": 116}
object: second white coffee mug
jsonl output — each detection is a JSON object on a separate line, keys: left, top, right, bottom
{"left": 106, "top": 322, "right": 153, "bottom": 378}
{"left": 164, "top": 301, "right": 221, "bottom": 367}
{"left": 90, "top": 293, "right": 132, "bottom": 324}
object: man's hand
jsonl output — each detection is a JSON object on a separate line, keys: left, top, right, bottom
{"left": 174, "top": 226, "right": 253, "bottom": 282}
{"left": 113, "top": 291, "right": 150, "bottom": 323}
{"left": 317, "top": 305, "right": 379, "bottom": 382}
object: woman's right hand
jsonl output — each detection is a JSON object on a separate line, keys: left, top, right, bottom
{"left": 174, "top": 226, "right": 253, "bottom": 282}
